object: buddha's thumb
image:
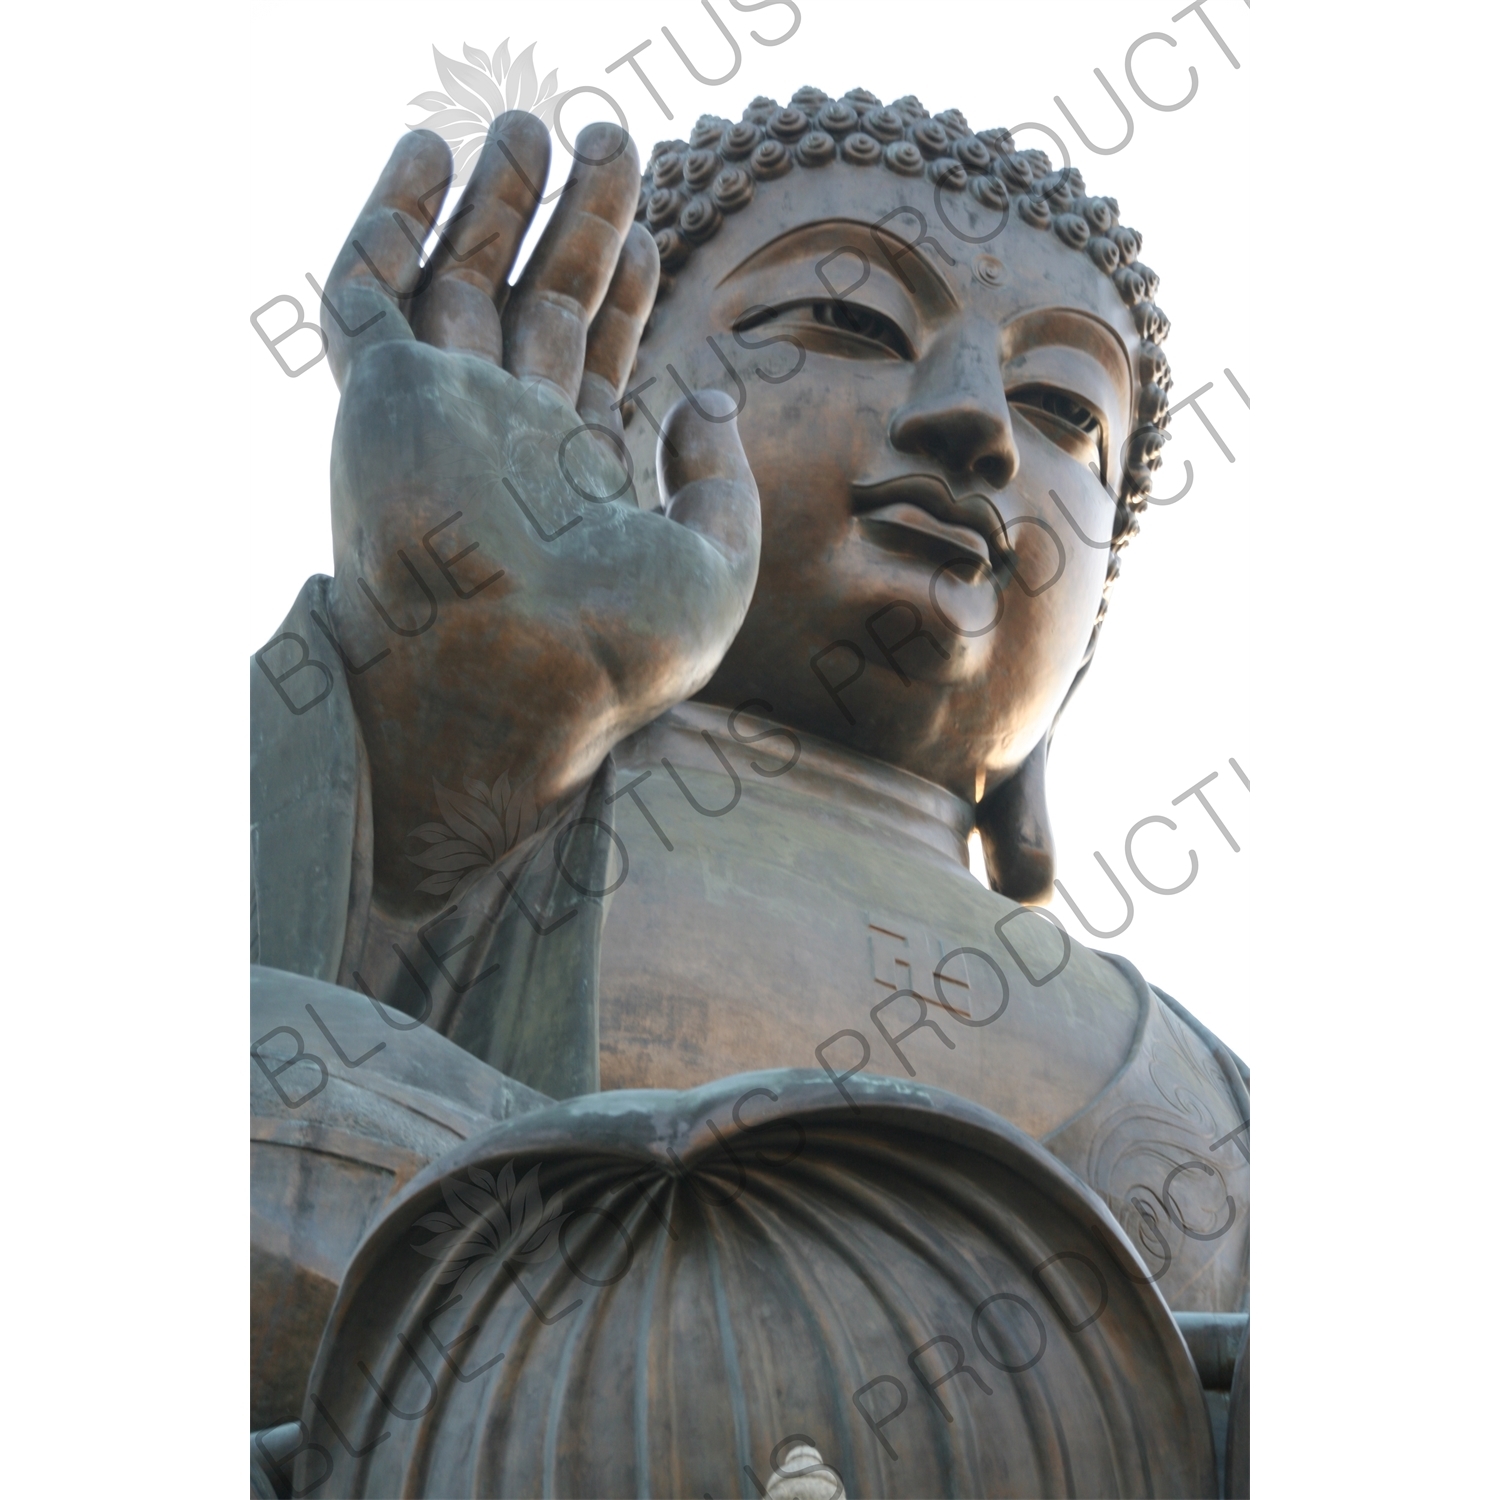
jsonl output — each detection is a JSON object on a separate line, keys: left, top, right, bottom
{"left": 658, "top": 390, "right": 762, "bottom": 582}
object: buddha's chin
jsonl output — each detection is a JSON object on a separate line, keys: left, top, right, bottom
{"left": 844, "top": 556, "right": 1007, "bottom": 668}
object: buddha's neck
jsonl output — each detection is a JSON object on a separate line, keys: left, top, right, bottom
{"left": 614, "top": 698, "right": 977, "bottom": 873}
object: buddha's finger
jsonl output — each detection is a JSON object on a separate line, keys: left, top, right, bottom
{"left": 321, "top": 131, "right": 453, "bottom": 389}
{"left": 576, "top": 223, "right": 660, "bottom": 435}
{"left": 658, "top": 391, "right": 762, "bottom": 590}
{"left": 501, "top": 123, "right": 641, "bottom": 405}
{"left": 409, "top": 113, "right": 551, "bottom": 363}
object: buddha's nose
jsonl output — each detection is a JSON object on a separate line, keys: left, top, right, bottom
{"left": 889, "top": 331, "right": 1019, "bottom": 490}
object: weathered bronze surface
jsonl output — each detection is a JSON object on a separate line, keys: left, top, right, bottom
{"left": 303, "top": 1073, "right": 1216, "bottom": 1497}
{"left": 251, "top": 967, "right": 551, "bottom": 1432}
{"left": 251, "top": 83, "right": 1247, "bottom": 1497}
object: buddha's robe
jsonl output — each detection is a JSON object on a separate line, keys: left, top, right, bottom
{"left": 253, "top": 574, "right": 1249, "bottom": 1322}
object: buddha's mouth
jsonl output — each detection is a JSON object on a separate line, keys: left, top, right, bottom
{"left": 852, "top": 476, "right": 1008, "bottom": 572}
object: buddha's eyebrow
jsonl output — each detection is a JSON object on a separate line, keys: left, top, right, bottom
{"left": 866, "top": 208, "right": 959, "bottom": 308}
{"left": 718, "top": 218, "right": 958, "bottom": 314}
{"left": 1002, "top": 307, "right": 1132, "bottom": 399}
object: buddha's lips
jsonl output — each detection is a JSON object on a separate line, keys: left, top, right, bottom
{"left": 852, "top": 476, "right": 1008, "bottom": 569}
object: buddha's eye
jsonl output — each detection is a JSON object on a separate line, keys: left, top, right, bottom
{"left": 1008, "top": 384, "right": 1107, "bottom": 475}
{"left": 734, "top": 299, "right": 914, "bottom": 361}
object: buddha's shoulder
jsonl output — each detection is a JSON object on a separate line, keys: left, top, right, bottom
{"left": 975, "top": 890, "right": 1145, "bottom": 1039}
{"left": 981, "top": 892, "right": 1245, "bottom": 1080}
{"left": 1039, "top": 936, "right": 1249, "bottom": 1170}
{"left": 969, "top": 884, "right": 1245, "bottom": 1135}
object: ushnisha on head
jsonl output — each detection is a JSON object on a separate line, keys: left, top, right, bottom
{"left": 635, "top": 85, "right": 1173, "bottom": 632}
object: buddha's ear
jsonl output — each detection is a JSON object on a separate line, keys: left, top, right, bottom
{"left": 976, "top": 736, "right": 1054, "bottom": 904}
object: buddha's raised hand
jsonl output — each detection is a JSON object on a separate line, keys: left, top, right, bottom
{"left": 319, "top": 115, "right": 760, "bottom": 905}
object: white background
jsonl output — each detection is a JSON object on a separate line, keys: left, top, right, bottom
{"left": 6, "top": 3, "right": 1496, "bottom": 1494}
{"left": 248, "top": 0, "right": 1253, "bottom": 1046}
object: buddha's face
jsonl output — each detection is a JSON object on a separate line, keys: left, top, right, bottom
{"left": 625, "top": 168, "right": 1138, "bottom": 800}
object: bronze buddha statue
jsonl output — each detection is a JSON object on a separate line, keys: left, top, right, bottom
{"left": 252, "top": 84, "right": 1248, "bottom": 1498}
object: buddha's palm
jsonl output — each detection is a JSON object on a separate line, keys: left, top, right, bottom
{"left": 320, "top": 116, "right": 760, "bottom": 886}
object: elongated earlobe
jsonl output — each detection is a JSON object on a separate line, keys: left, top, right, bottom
{"left": 977, "top": 737, "right": 1054, "bottom": 904}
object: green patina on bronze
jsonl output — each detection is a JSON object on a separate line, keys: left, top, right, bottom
{"left": 250, "top": 83, "right": 1247, "bottom": 1499}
